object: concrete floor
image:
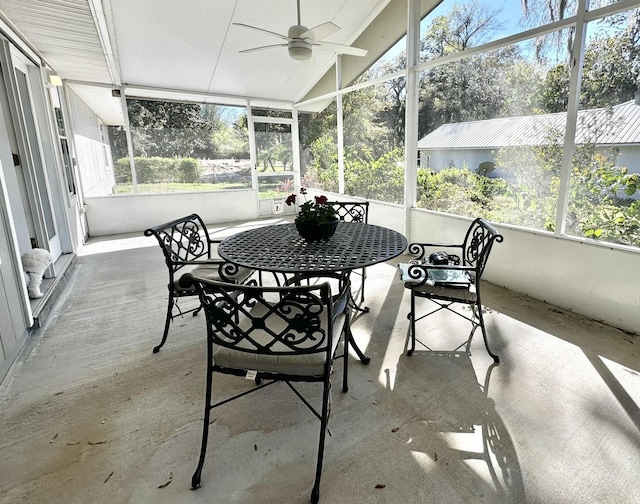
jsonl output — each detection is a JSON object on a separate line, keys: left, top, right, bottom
{"left": 1, "top": 221, "right": 639, "bottom": 504}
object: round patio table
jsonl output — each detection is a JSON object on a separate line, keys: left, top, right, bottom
{"left": 219, "top": 221, "right": 407, "bottom": 364}
{"left": 218, "top": 221, "right": 407, "bottom": 273}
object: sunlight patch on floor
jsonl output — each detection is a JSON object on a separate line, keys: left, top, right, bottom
{"left": 79, "top": 235, "right": 156, "bottom": 256}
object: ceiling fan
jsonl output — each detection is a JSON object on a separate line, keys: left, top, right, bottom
{"left": 233, "top": 0, "right": 368, "bottom": 61}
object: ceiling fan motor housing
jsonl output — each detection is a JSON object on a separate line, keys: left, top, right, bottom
{"left": 288, "top": 24, "right": 312, "bottom": 60}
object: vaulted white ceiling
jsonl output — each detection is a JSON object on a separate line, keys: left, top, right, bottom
{"left": 0, "top": 0, "right": 435, "bottom": 124}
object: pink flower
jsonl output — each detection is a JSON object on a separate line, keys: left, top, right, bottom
{"left": 300, "top": 187, "right": 308, "bottom": 195}
{"left": 285, "top": 194, "right": 296, "bottom": 206}
{"left": 315, "top": 195, "right": 328, "bottom": 204}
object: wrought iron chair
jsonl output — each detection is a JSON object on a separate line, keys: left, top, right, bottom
{"left": 399, "top": 218, "right": 503, "bottom": 362}
{"left": 184, "top": 271, "right": 352, "bottom": 504}
{"left": 144, "top": 214, "right": 253, "bottom": 353}
{"left": 327, "top": 201, "right": 370, "bottom": 305}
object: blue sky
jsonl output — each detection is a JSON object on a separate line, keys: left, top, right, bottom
{"left": 380, "top": 0, "right": 529, "bottom": 63}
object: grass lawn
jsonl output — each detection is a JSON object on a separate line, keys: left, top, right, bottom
{"left": 115, "top": 181, "right": 252, "bottom": 194}
{"left": 116, "top": 180, "right": 291, "bottom": 200}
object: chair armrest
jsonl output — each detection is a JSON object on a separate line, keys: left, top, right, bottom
{"left": 407, "top": 242, "right": 463, "bottom": 262}
{"left": 178, "top": 260, "right": 254, "bottom": 287}
{"left": 398, "top": 262, "right": 474, "bottom": 287}
{"left": 409, "top": 242, "right": 462, "bottom": 248}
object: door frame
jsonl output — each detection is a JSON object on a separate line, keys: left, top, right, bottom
{"left": 0, "top": 40, "right": 64, "bottom": 261}
{"left": 248, "top": 106, "right": 301, "bottom": 217}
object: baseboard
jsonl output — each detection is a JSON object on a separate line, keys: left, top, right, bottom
{"left": 30, "top": 252, "right": 76, "bottom": 328}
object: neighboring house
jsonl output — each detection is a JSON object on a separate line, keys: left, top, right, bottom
{"left": 417, "top": 100, "right": 640, "bottom": 179}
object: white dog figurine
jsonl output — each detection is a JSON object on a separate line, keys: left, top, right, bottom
{"left": 21, "top": 248, "right": 54, "bottom": 299}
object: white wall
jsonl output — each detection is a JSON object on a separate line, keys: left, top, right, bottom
{"left": 85, "top": 189, "right": 259, "bottom": 235}
{"left": 419, "top": 148, "right": 515, "bottom": 181}
{"left": 407, "top": 208, "right": 640, "bottom": 335}
{"left": 68, "top": 89, "right": 115, "bottom": 198}
{"left": 617, "top": 146, "right": 640, "bottom": 176}
{"left": 368, "top": 200, "right": 404, "bottom": 233}
{"left": 420, "top": 148, "right": 492, "bottom": 171}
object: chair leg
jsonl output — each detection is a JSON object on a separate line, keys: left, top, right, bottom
{"left": 348, "top": 333, "right": 370, "bottom": 364}
{"left": 407, "top": 292, "right": 416, "bottom": 356}
{"left": 191, "top": 360, "right": 214, "bottom": 488}
{"left": 475, "top": 301, "right": 500, "bottom": 364}
{"left": 311, "top": 377, "right": 331, "bottom": 504}
{"left": 342, "top": 319, "right": 351, "bottom": 393}
{"left": 153, "top": 291, "right": 175, "bottom": 353}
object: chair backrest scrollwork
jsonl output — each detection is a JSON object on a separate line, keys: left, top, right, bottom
{"left": 145, "top": 214, "right": 211, "bottom": 274}
{"left": 462, "top": 218, "right": 504, "bottom": 279}
{"left": 145, "top": 213, "right": 245, "bottom": 286}
{"left": 328, "top": 201, "right": 369, "bottom": 223}
{"left": 186, "top": 276, "right": 335, "bottom": 356}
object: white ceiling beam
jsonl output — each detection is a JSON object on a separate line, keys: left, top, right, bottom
{"left": 88, "top": 0, "right": 121, "bottom": 85}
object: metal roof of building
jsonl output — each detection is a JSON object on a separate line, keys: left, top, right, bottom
{"left": 417, "top": 100, "right": 640, "bottom": 149}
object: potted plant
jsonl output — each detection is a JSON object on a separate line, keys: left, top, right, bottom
{"left": 286, "top": 188, "right": 338, "bottom": 242}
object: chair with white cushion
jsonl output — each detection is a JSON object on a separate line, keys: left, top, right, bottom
{"left": 185, "top": 270, "right": 352, "bottom": 504}
{"left": 144, "top": 214, "right": 253, "bottom": 353}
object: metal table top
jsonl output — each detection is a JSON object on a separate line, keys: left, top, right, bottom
{"left": 219, "top": 222, "right": 407, "bottom": 273}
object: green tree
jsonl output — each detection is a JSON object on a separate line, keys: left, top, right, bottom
{"left": 370, "top": 52, "right": 407, "bottom": 147}
{"left": 490, "top": 115, "right": 640, "bottom": 245}
{"left": 207, "top": 108, "right": 249, "bottom": 159}
{"left": 301, "top": 67, "right": 401, "bottom": 198}
{"left": 419, "top": 45, "right": 528, "bottom": 137}
{"left": 580, "top": 30, "right": 640, "bottom": 108}
{"left": 418, "top": 2, "right": 535, "bottom": 137}
{"left": 209, "top": 119, "right": 249, "bottom": 159}
{"left": 253, "top": 119, "right": 292, "bottom": 172}
{"left": 502, "top": 60, "right": 547, "bottom": 116}
{"left": 539, "top": 64, "right": 569, "bottom": 113}
{"left": 303, "top": 134, "right": 338, "bottom": 192}
{"left": 343, "top": 82, "right": 392, "bottom": 161}
{"left": 346, "top": 148, "right": 405, "bottom": 203}
{"left": 539, "top": 20, "right": 640, "bottom": 113}
{"left": 126, "top": 99, "right": 217, "bottom": 158}
{"left": 421, "top": 0, "right": 503, "bottom": 56}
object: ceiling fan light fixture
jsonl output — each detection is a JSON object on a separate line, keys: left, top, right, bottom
{"left": 234, "top": 2, "right": 367, "bottom": 61}
{"left": 288, "top": 40, "right": 312, "bottom": 61}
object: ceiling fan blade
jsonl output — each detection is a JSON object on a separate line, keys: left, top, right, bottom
{"left": 315, "top": 41, "right": 368, "bottom": 57}
{"left": 239, "top": 43, "right": 288, "bottom": 54}
{"left": 232, "top": 23, "right": 289, "bottom": 41}
{"left": 301, "top": 22, "right": 340, "bottom": 42}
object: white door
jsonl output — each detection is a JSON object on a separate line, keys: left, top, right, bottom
{"left": 250, "top": 110, "right": 300, "bottom": 216}
{"left": 3, "top": 48, "right": 62, "bottom": 260}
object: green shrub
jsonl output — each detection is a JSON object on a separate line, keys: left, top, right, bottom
{"left": 177, "top": 158, "right": 200, "bottom": 183}
{"left": 345, "top": 148, "right": 405, "bottom": 203}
